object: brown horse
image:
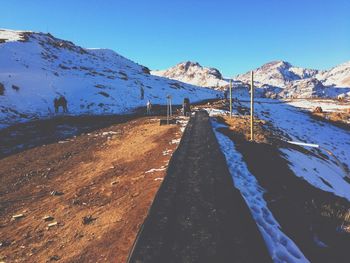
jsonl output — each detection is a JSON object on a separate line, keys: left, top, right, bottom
{"left": 54, "top": 96, "right": 68, "bottom": 113}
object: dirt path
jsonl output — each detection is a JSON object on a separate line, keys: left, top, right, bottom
{"left": 0, "top": 116, "right": 183, "bottom": 263}
{"left": 128, "top": 111, "right": 271, "bottom": 263}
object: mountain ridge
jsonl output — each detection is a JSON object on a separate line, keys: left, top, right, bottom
{"left": 154, "top": 59, "right": 350, "bottom": 98}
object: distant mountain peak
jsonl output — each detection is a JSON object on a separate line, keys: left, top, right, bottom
{"left": 234, "top": 59, "right": 350, "bottom": 98}
{"left": 235, "top": 60, "right": 319, "bottom": 87}
{"left": 262, "top": 60, "right": 291, "bottom": 68}
{"left": 152, "top": 61, "right": 226, "bottom": 88}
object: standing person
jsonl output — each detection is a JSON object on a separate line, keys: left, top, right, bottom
{"left": 146, "top": 100, "right": 152, "bottom": 115}
{"left": 140, "top": 86, "right": 144, "bottom": 100}
{"left": 183, "top": 98, "right": 190, "bottom": 116}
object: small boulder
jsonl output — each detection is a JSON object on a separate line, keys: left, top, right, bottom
{"left": 313, "top": 106, "right": 323, "bottom": 113}
{"left": 82, "top": 215, "right": 96, "bottom": 225}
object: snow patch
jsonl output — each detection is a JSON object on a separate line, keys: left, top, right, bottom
{"left": 282, "top": 149, "right": 350, "bottom": 201}
{"left": 211, "top": 118, "right": 309, "bottom": 263}
{"left": 145, "top": 166, "right": 167, "bottom": 174}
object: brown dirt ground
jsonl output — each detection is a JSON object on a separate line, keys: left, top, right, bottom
{"left": 220, "top": 115, "right": 271, "bottom": 143}
{"left": 0, "top": 116, "right": 183, "bottom": 263}
{"left": 311, "top": 109, "right": 350, "bottom": 131}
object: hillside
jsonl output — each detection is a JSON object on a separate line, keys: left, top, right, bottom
{"left": 0, "top": 29, "right": 220, "bottom": 129}
{"left": 151, "top": 61, "right": 228, "bottom": 89}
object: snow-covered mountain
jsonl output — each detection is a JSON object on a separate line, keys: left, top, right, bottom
{"left": 0, "top": 29, "right": 220, "bottom": 129}
{"left": 234, "top": 60, "right": 350, "bottom": 99}
{"left": 235, "top": 61, "right": 319, "bottom": 88}
{"left": 316, "top": 61, "right": 350, "bottom": 87}
{"left": 152, "top": 59, "right": 350, "bottom": 99}
{"left": 152, "top": 61, "right": 228, "bottom": 89}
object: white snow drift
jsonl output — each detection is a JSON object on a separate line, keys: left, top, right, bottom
{"left": 211, "top": 118, "right": 309, "bottom": 263}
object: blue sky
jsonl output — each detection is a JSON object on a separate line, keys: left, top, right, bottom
{"left": 1, "top": 0, "right": 349, "bottom": 76}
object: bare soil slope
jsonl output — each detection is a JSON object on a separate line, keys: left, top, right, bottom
{"left": 0, "top": 116, "right": 182, "bottom": 263}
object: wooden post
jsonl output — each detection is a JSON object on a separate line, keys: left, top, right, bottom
{"left": 166, "top": 96, "right": 169, "bottom": 125}
{"left": 166, "top": 95, "right": 172, "bottom": 125}
{"left": 229, "top": 79, "right": 232, "bottom": 118}
{"left": 250, "top": 71, "right": 254, "bottom": 141}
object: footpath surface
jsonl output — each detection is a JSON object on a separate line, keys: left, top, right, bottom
{"left": 128, "top": 111, "right": 272, "bottom": 263}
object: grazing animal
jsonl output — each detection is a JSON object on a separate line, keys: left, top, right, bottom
{"left": 54, "top": 96, "right": 68, "bottom": 113}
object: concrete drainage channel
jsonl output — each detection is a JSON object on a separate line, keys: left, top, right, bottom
{"left": 127, "top": 111, "right": 271, "bottom": 263}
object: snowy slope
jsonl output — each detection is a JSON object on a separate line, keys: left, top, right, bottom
{"left": 152, "top": 61, "right": 229, "bottom": 89}
{"left": 240, "top": 100, "right": 350, "bottom": 201}
{"left": 316, "top": 61, "right": 350, "bottom": 88}
{"left": 0, "top": 29, "right": 220, "bottom": 129}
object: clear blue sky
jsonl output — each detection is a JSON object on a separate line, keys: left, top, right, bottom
{"left": 1, "top": 0, "right": 349, "bottom": 76}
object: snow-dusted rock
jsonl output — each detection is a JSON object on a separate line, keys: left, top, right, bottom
{"left": 279, "top": 78, "right": 327, "bottom": 99}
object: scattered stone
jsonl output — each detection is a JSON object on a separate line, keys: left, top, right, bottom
{"left": 49, "top": 255, "right": 61, "bottom": 261}
{"left": 74, "top": 232, "right": 84, "bottom": 239}
{"left": 48, "top": 222, "right": 58, "bottom": 228}
{"left": 111, "top": 181, "right": 118, "bottom": 185}
{"left": 71, "top": 199, "right": 80, "bottom": 205}
{"left": 131, "top": 192, "right": 140, "bottom": 198}
{"left": 101, "top": 131, "right": 118, "bottom": 136}
{"left": 82, "top": 215, "right": 96, "bottom": 225}
{"left": 50, "top": 190, "right": 64, "bottom": 196}
{"left": 0, "top": 240, "right": 11, "bottom": 247}
{"left": 12, "top": 214, "right": 25, "bottom": 220}
{"left": 43, "top": 215, "right": 54, "bottom": 222}
{"left": 313, "top": 106, "right": 323, "bottom": 113}
{"left": 115, "top": 215, "right": 123, "bottom": 222}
